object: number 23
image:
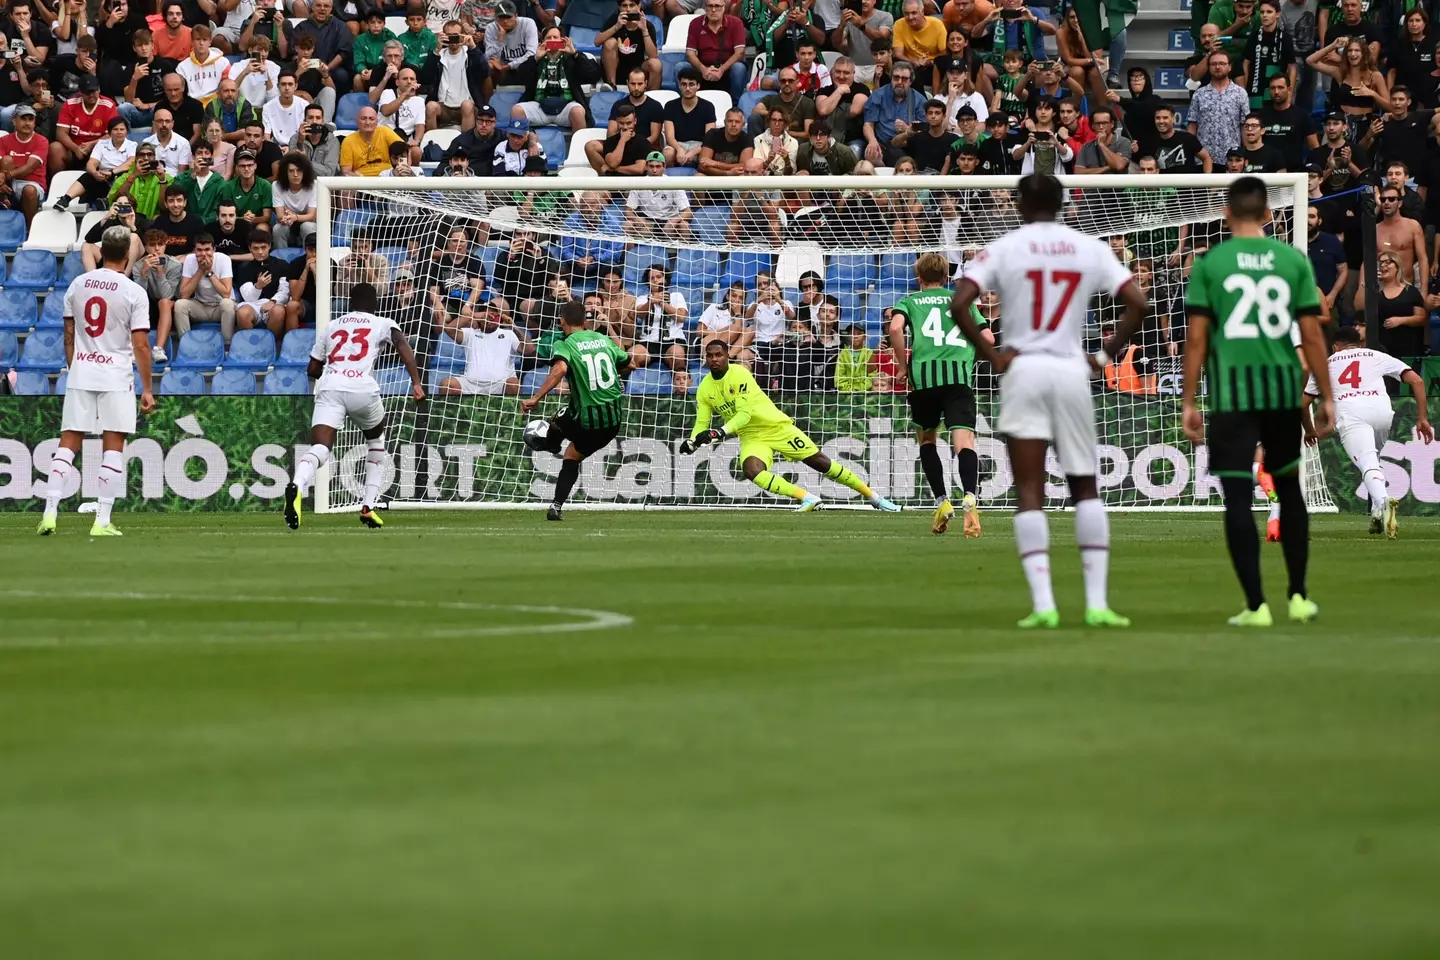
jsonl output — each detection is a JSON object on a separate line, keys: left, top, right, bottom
{"left": 327, "top": 327, "right": 371, "bottom": 362}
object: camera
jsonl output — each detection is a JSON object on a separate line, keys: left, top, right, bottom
{"left": 1001, "top": 7, "right": 1021, "bottom": 20}
{"left": 115, "top": 203, "right": 132, "bottom": 215}
{"left": 259, "top": 7, "right": 274, "bottom": 20}
{"left": 624, "top": 12, "right": 641, "bottom": 21}
{"left": 446, "top": 34, "right": 462, "bottom": 44}
{"left": 1034, "top": 130, "right": 1052, "bottom": 141}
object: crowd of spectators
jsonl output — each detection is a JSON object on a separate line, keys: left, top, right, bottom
{"left": 0, "top": 0, "right": 1434, "bottom": 400}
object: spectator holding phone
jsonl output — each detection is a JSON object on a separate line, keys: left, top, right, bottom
{"left": 596, "top": 0, "right": 660, "bottom": 90}
{"left": 422, "top": 19, "right": 485, "bottom": 132}
{"left": 288, "top": 102, "right": 338, "bottom": 176}
{"left": 227, "top": 34, "right": 280, "bottom": 110}
{"left": 109, "top": 141, "right": 170, "bottom": 218}
{"left": 79, "top": 192, "right": 146, "bottom": 271}
{"left": 238, "top": 0, "right": 292, "bottom": 63}
{"left": 131, "top": 227, "right": 183, "bottom": 361}
{"left": 514, "top": 26, "right": 589, "bottom": 132}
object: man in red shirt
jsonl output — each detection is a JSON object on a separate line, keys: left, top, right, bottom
{"left": 0, "top": 105, "right": 49, "bottom": 225}
{"left": 686, "top": 0, "right": 747, "bottom": 101}
{"left": 50, "top": 75, "right": 119, "bottom": 174}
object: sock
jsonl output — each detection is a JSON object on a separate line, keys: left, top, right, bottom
{"left": 95, "top": 449, "right": 123, "bottom": 526}
{"left": 956, "top": 447, "right": 979, "bottom": 498}
{"left": 1268, "top": 500, "right": 1281, "bottom": 523}
{"left": 1013, "top": 510, "right": 1056, "bottom": 613}
{"left": 824, "top": 461, "right": 874, "bottom": 499}
{"left": 44, "top": 446, "right": 75, "bottom": 514}
{"left": 1073, "top": 498, "right": 1110, "bottom": 611}
{"left": 293, "top": 443, "right": 330, "bottom": 495}
{"left": 361, "top": 436, "right": 386, "bottom": 508}
{"left": 554, "top": 458, "right": 580, "bottom": 508}
{"left": 1220, "top": 476, "right": 1266, "bottom": 611}
{"left": 1362, "top": 467, "right": 1388, "bottom": 517}
{"left": 754, "top": 469, "right": 807, "bottom": 501}
{"left": 918, "top": 443, "right": 947, "bottom": 500}
{"left": 1274, "top": 472, "right": 1310, "bottom": 599}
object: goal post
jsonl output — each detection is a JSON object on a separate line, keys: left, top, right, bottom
{"left": 310, "top": 171, "right": 1333, "bottom": 513}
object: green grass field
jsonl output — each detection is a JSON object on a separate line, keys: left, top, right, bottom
{"left": 2, "top": 509, "right": 1439, "bottom": 959}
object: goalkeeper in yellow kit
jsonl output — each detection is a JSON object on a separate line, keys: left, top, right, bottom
{"left": 680, "top": 340, "right": 901, "bottom": 511}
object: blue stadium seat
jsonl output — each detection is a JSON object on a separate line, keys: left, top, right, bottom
{"left": 376, "top": 245, "right": 407, "bottom": 267}
{"left": 430, "top": 333, "right": 465, "bottom": 373}
{"left": 262, "top": 365, "right": 310, "bottom": 395}
{"left": 834, "top": 289, "right": 864, "bottom": 321}
{"left": 589, "top": 91, "right": 624, "bottom": 126}
{"left": 0, "top": 254, "right": 8, "bottom": 284}
{"left": 676, "top": 287, "right": 712, "bottom": 326}
{"left": 13, "top": 369, "right": 51, "bottom": 395}
{"left": 279, "top": 327, "right": 317, "bottom": 364}
{"left": 738, "top": 90, "right": 768, "bottom": 118}
{"left": 624, "top": 244, "right": 671, "bottom": 286}
{"left": 648, "top": 13, "right": 664, "bottom": 46}
{"left": 668, "top": 166, "right": 697, "bottom": 176}
{"left": 37, "top": 294, "right": 66, "bottom": 327}
{"left": 488, "top": 89, "right": 522, "bottom": 121}
{"left": 335, "top": 92, "right": 372, "bottom": 130}
{"left": 226, "top": 329, "right": 276, "bottom": 368}
{"left": 5, "top": 249, "right": 57, "bottom": 289}
{"left": 211, "top": 367, "right": 259, "bottom": 395}
{"left": 675, "top": 248, "right": 721, "bottom": 289}
{"left": 569, "top": 26, "right": 600, "bottom": 50}
{"left": 626, "top": 365, "right": 673, "bottom": 395}
{"left": 57, "top": 251, "right": 85, "bottom": 287}
{"left": 660, "top": 54, "right": 686, "bottom": 92}
{"left": 55, "top": 371, "right": 67, "bottom": 394}
{"left": 535, "top": 126, "right": 566, "bottom": 169}
{"left": 331, "top": 208, "right": 373, "bottom": 246}
{"left": 16, "top": 329, "right": 66, "bottom": 370}
{"left": 721, "top": 252, "right": 773, "bottom": 289}
{"left": 876, "top": 252, "right": 913, "bottom": 290}
{"left": 171, "top": 328, "right": 226, "bottom": 368}
{"left": 0, "top": 289, "right": 38, "bottom": 329}
{"left": 160, "top": 367, "right": 207, "bottom": 395}
{"left": 0, "top": 210, "right": 25, "bottom": 252}
{"left": 827, "top": 253, "right": 877, "bottom": 288}
{"left": 374, "top": 365, "right": 413, "bottom": 396}
{"left": 271, "top": 246, "right": 304, "bottom": 262}
{"left": 479, "top": 244, "right": 501, "bottom": 285}
{"left": 0, "top": 330, "right": 18, "bottom": 366}
{"left": 692, "top": 205, "right": 732, "bottom": 245}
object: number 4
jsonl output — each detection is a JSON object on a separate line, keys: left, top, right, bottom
{"left": 1025, "top": 270, "right": 1082, "bottom": 331}
{"left": 1338, "top": 360, "right": 1361, "bottom": 389}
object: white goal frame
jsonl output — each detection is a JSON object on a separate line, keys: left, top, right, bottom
{"left": 310, "top": 172, "right": 1331, "bottom": 513}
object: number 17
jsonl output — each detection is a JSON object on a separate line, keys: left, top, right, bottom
{"left": 1025, "top": 269, "right": 1083, "bottom": 331}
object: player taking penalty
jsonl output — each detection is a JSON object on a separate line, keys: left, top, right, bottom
{"left": 37, "top": 227, "right": 156, "bottom": 537}
{"left": 887, "top": 252, "right": 994, "bottom": 536}
{"left": 520, "top": 300, "right": 634, "bottom": 521}
{"left": 1182, "top": 175, "right": 1333, "bottom": 627}
{"left": 1303, "top": 326, "right": 1433, "bottom": 538}
{"left": 953, "top": 174, "right": 1148, "bottom": 629}
{"left": 681, "top": 340, "right": 900, "bottom": 511}
{"left": 284, "top": 282, "right": 425, "bottom": 530}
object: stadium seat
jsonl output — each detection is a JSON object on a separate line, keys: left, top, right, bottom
{"left": 171, "top": 328, "right": 226, "bottom": 369}
{"left": 430, "top": 332, "right": 465, "bottom": 373}
{"left": 271, "top": 246, "right": 304, "bottom": 262}
{"left": 5, "top": 250, "right": 58, "bottom": 290}
{"left": 211, "top": 367, "right": 259, "bottom": 395}
{"left": 226, "top": 329, "right": 277, "bottom": 369}
{"left": 262, "top": 365, "right": 310, "bottom": 395}
{"left": 834, "top": 289, "right": 864, "bottom": 320}
{"left": 776, "top": 247, "right": 825, "bottom": 288}
{"left": 13, "top": 369, "right": 51, "bottom": 395}
{"left": 668, "top": 166, "right": 697, "bottom": 176}
{"left": 564, "top": 128, "right": 607, "bottom": 169}
{"left": 385, "top": 14, "right": 404, "bottom": 34}
{"left": 0, "top": 289, "right": 39, "bottom": 329}
{"left": 877, "top": 252, "right": 914, "bottom": 289}
{"left": 374, "top": 365, "right": 413, "bottom": 396}
{"left": 126, "top": 129, "right": 150, "bottom": 145}
{"left": 828, "top": 254, "right": 877, "bottom": 289}
{"left": 624, "top": 244, "right": 671, "bottom": 287}
{"left": 279, "top": 328, "right": 317, "bottom": 364}
{"left": 661, "top": 14, "right": 691, "bottom": 52}
{"left": 57, "top": 251, "right": 85, "bottom": 287}
{"left": 0, "top": 210, "right": 25, "bottom": 251}
{"left": 376, "top": 245, "right": 407, "bottom": 268}
{"left": 54, "top": 370, "right": 67, "bottom": 394}
{"left": 589, "top": 91, "right": 624, "bottom": 127}
{"left": 648, "top": 90, "right": 678, "bottom": 108}
{"left": 488, "top": 89, "right": 522, "bottom": 121}
{"left": 16, "top": 328, "right": 66, "bottom": 370}
{"left": 675, "top": 248, "right": 721, "bottom": 289}
{"left": 38, "top": 293, "right": 65, "bottom": 327}
{"left": 518, "top": 369, "right": 548, "bottom": 396}
{"left": 738, "top": 90, "right": 768, "bottom": 118}
{"left": 696, "top": 90, "right": 732, "bottom": 116}
{"left": 647, "top": 13, "right": 664, "bottom": 45}
{"left": 535, "top": 126, "right": 566, "bottom": 170}
{"left": 76, "top": 211, "right": 107, "bottom": 247}
{"left": 420, "top": 128, "right": 459, "bottom": 155}
{"left": 331, "top": 208, "right": 373, "bottom": 246}
{"left": 47, "top": 169, "right": 84, "bottom": 204}
{"left": 692, "top": 205, "right": 731, "bottom": 246}
{"left": 721, "top": 252, "right": 773, "bottom": 289}
{"left": 21, "top": 211, "right": 78, "bottom": 255}
{"left": 626, "top": 366, "right": 673, "bottom": 395}
{"left": 160, "top": 366, "right": 207, "bottom": 395}
{"left": 0, "top": 329, "right": 18, "bottom": 367}
{"left": 0, "top": 256, "right": 7, "bottom": 285}
{"left": 335, "top": 92, "right": 372, "bottom": 131}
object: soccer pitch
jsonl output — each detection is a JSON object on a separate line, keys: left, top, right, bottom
{"left": 2, "top": 511, "right": 1439, "bottom": 959}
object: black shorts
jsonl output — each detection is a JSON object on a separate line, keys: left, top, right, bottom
{"left": 1208, "top": 409, "right": 1304, "bottom": 479}
{"left": 556, "top": 411, "right": 620, "bottom": 458}
{"left": 908, "top": 384, "right": 978, "bottom": 431}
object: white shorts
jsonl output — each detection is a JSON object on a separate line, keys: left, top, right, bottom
{"left": 453, "top": 375, "right": 512, "bottom": 396}
{"left": 517, "top": 102, "right": 582, "bottom": 127}
{"left": 1337, "top": 407, "right": 1393, "bottom": 470}
{"left": 998, "top": 353, "right": 1098, "bottom": 476}
{"left": 312, "top": 387, "right": 385, "bottom": 431}
{"left": 214, "top": 23, "right": 245, "bottom": 44}
{"left": 12, "top": 178, "right": 45, "bottom": 202}
{"left": 61, "top": 387, "right": 137, "bottom": 435}
{"left": 239, "top": 299, "right": 277, "bottom": 316}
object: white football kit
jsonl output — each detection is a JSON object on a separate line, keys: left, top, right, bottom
{"left": 1306, "top": 347, "right": 1411, "bottom": 481}
{"left": 310, "top": 310, "right": 396, "bottom": 430}
{"left": 962, "top": 222, "right": 1133, "bottom": 475}
{"left": 61, "top": 268, "right": 151, "bottom": 435}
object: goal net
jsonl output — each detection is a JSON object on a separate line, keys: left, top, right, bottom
{"left": 312, "top": 173, "right": 1334, "bottom": 513}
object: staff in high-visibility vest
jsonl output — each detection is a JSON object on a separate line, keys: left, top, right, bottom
{"left": 1104, "top": 342, "right": 1158, "bottom": 395}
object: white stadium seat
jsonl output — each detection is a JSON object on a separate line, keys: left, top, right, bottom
{"left": 421, "top": 128, "right": 460, "bottom": 154}
{"left": 76, "top": 211, "right": 107, "bottom": 249}
{"left": 696, "top": 90, "right": 732, "bottom": 116}
{"left": 649, "top": 90, "right": 678, "bottom": 108}
{"left": 47, "top": 170, "right": 84, "bottom": 204}
{"left": 663, "top": 14, "right": 697, "bottom": 53}
{"left": 22, "top": 211, "right": 78, "bottom": 255}
{"left": 775, "top": 247, "right": 825, "bottom": 289}
{"left": 564, "top": 128, "right": 607, "bottom": 169}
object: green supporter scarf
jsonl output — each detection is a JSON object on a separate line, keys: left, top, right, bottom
{"left": 1068, "top": 0, "right": 1138, "bottom": 49}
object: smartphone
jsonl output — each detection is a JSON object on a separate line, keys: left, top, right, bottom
{"left": 304, "top": 58, "right": 321, "bottom": 70}
{"left": 115, "top": 203, "right": 133, "bottom": 215}
{"left": 1034, "top": 130, "right": 1052, "bottom": 142}
{"left": 1001, "top": 8, "right": 1021, "bottom": 20}
{"left": 8, "top": 39, "right": 25, "bottom": 58}
{"left": 545, "top": 38, "right": 564, "bottom": 50}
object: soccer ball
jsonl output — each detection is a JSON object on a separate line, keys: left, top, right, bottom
{"left": 523, "top": 419, "right": 561, "bottom": 454}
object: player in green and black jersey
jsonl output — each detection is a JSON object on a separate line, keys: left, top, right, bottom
{"left": 887, "top": 252, "right": 994, "bottom": 536}
{"left": 1182, "top": 176, "right": 1334, "bottom": 626}
{"left": 521, "top": 299, "right": 633, "bottom": 521}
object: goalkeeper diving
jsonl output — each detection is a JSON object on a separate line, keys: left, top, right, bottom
{"left": 681, "top": 340, "right": 900, "bottom": 511}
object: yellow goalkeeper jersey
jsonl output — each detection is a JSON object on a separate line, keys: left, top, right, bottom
{"left": 691, "top": 364, "right": 793, "bottom": 439}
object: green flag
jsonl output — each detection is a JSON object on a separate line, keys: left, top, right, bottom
{"left": 1067, "top": 0, "right": 1138, "bottom": 49}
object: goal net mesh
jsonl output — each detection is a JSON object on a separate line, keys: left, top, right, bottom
{"left": 318, "top": 176, "right": 1334, "bottom": 513}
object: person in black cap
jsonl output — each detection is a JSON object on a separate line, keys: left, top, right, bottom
{"left": 1224, "top": 147, "right": 1249, "bottom": 173}
{"left": 51, "top": 74, "right": 118, "bottom": 174}
{"left": 439, "top": 143, "right": 473, "bottom": 176}
{"left": 1313, "top": 111, "right": 1369, "bottom": 190}
{"left": 441, "top": 103, "right": 501, "bottom": 172}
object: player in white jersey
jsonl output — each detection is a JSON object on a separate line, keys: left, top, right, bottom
{"left": 284, "top": 283, "right": 425, "bottom": 530}
{"left": 37, "top": 227, "right": 155, "bottom": 537}
{"left": 953, "top": 174, "right": 1148, "bottom": 629}
{"left": 1303, "top": 326, "right": 1433, "bottom": 538}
